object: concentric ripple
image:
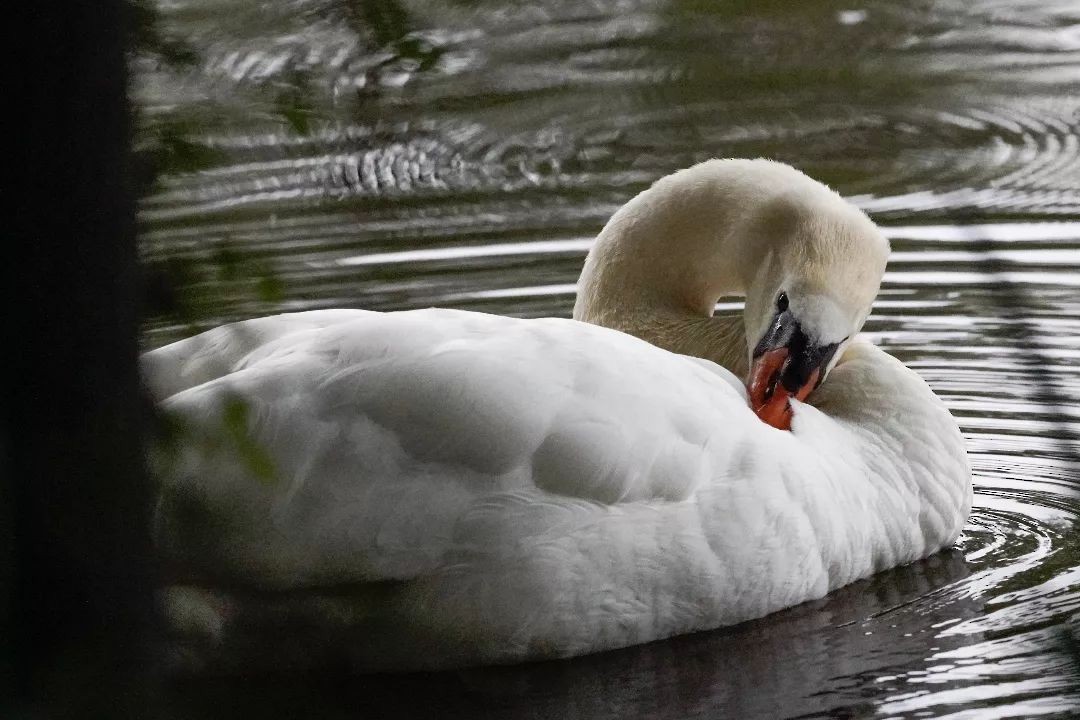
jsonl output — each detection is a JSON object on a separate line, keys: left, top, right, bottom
{"left": 138, "top": 0, "right": 1080, "bottom": 716}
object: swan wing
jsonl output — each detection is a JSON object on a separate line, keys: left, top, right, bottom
{"left": 143, "top": 309, "right": 373, "bottom": 398}
{"left": 149, "top": 309, "right": 757, "bottom": 586}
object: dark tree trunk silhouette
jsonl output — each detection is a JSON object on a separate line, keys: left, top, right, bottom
{"left": 6, "top": 1, "right": 152, "bottom": 716}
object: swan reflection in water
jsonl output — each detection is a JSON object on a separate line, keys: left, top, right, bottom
{"left": 167, "top": 550, "right": 977, "bottom": 719}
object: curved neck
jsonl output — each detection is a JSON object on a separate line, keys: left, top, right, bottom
{"left": 573, "top": 166, "right": 782, "bottom": 377}
{"left": 577, "top": 175, "right": 756, "bottom": 318}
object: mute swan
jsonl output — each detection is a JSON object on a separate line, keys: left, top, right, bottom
{"left": 146, "top": 159, "right": 971, "bottom": 671}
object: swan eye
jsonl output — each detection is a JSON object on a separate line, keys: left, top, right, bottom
{"left": 776, "top": 292, "right": 789, "bottom": 313}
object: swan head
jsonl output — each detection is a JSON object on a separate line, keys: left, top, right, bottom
{"left": 574, "top": 158, "right": 889, "bottom": 430}
{"left": 739, "top": 187, "right": 889, "bottom": 430}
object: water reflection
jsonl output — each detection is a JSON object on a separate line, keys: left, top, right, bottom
{"left": 136, "top": 0, "right": 1080, "bottom": 716}
{"left": 170, "top": 553, "right": 983, "bottom": 719}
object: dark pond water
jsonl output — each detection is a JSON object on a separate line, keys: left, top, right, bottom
{"left": 135, "top": 0, "right": 1080, "bottom": 716}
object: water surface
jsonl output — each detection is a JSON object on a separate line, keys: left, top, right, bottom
{"left": 136, "top": 0, "right": 1080, "bottom": 716}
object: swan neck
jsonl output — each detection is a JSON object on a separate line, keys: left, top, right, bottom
{"left": 573, "top": 171, "right": 767, "bottom": 373}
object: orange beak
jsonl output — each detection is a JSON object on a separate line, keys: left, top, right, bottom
{"left": 747, "top": 347, "right": 821, "bottom": 431}
{"left": 746, "top": 307, "right": 839, "bottom": 431}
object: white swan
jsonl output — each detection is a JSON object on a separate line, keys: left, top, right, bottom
{"left": 146, "top": 159, "right": 971, "bottom": 671}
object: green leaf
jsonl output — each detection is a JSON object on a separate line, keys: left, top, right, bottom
{"left": 255, "top": 271, "right": 285, "bottom": 303}
{"left": 221, "top": 394, "right": 277, "bottom": 485}
{"left": 280, "top": 105, "right": 312, "bottom": 136}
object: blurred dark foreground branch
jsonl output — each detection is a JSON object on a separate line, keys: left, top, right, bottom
{"left": 6, "top": 1, "right": 154, "bottom": 717}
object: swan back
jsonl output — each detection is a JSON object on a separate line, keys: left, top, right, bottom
{"left": 149, "top": 310, "right": 970, "bottom": 669}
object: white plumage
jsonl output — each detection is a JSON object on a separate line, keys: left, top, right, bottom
{"left": 147, "top": 159, "right": 972, "bottom": 671}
